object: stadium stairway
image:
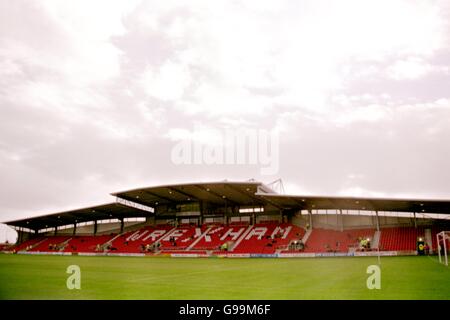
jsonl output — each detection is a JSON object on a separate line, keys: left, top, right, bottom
{"left": 372, "top": 230, "right": 381, "bottom": 249}
{"left": 12, "top": 237, "right": 46, "bottom": 252}
{"left": 302, "top": 228, "right": 312, "bottom": 243}
{"left": 101, "top": 232, "right": 123, "bottom": 250}
{"left": 186, "top": 226, "right": 213, "bottom": 250}
{"left": 58, "top": 237, "right": 73, "bottom": 251}
{"left": 28, "top": 236, "right": 72, "bottom": 252}
{"left": 63, "top": 235, "right": 115, "bottom": 253}
{"left": 230, "top": 225, "right": 254, "bottom": 252}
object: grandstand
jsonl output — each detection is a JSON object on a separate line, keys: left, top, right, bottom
{"left": 1, "top": 181, "right": 450, "bottom": 257}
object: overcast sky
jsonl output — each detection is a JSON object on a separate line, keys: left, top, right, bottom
{"left": 1, "top": 0, "right": 450, "bottom": 242}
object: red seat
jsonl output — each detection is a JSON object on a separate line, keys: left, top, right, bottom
{"left": 303, "top": 228, "right": 375, "bottom": 253}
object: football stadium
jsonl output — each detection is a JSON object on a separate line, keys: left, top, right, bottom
{"left": 1, "top": 180, "right": 449, "bottom": 300}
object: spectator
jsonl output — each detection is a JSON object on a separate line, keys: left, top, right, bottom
{"left": 299, "top": 241, "right": 305, "bottom": 251}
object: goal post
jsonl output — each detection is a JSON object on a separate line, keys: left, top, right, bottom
{"left": 436, "top": 231, "right": 450, "bottom": 266}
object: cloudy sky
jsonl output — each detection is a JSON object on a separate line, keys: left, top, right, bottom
{"left": 1, "top": 0, "right": 450, "bottom": 242}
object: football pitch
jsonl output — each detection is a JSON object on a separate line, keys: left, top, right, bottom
{"left": 0, "top": 254, "right": 448, "bottom": 300}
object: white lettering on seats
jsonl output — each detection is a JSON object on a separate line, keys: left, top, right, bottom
{"left": 142, "top": 230, "right": 167, "bottom": 242}
{"left": 203, "top": 227, "right": 223, "bottom": 242}
{"left": 220, "top": 228, "right": 245, "bottom": 241}
{"left": 162, "top": 229, "right": 187, "bottom": 241}
{"left": 126, "top": 230, "right": 149, "bottom": 241}
{"left": 245, "top": 227, "right": 267, "bottom": 240}
{"left": 270, "top": 226, "right": 292, "bottom": 239}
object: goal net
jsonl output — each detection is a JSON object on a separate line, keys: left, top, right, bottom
{"left": 437, "top": 231, "right": 450, "bottom": 266}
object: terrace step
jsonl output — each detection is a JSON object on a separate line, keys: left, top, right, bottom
{"left": 187, "top": 227, "right": 212, "bottom": 251}
{"left": 302, "top": 229, "right": 312, "bottom": 244}
{"left": 23, "top": 238, "right": 48, "bottom": 252}
{"left": 58, "top": 238, "right": 73, "bottom": 251}
{"left": 230, "top": 225, "right": 254, "bottom": 251}
{"left": 372, "top": 230, "right": 381, "bottom": 249}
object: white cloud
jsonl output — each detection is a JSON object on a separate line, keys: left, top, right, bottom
{"left": 282, "top": 182, "right": 314, "bottom": 195}
{"left": 0, "top": 1, "right": 137, "bottom": 87}
{"left": 334, "top": 104, "right": 392, "bottom": 125}
{"left": 386, "top": 57, "right": 448, "bottom": 80}
{"left": 0, "top": 59, "right": 22, "bottom": 76}
{"left": 41, "top": 0, "right": 139, "bottom": 85}
{"left": 166, "top": 123, "right": 225, "bottom": 147}
{"left": 337, "top": 186, "right": 387, "bottom": 198}
{"left": 141, "top": 60, "right": 191, "bottom": 101}
{"left": 122, "top": 0, "right": 448, "bottom": 117}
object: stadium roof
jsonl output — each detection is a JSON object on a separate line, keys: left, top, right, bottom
{"left": 255, "top": 193, "right": 450, "bottom": 214}
{"left": 3, "top": 180, "right": 450, "bottom": 230}
{"left": 111, "top": 181, "right": 273, "bottom": 207}
{"left": 3, "top": 202, "right": 153, "bottom": 230}
{"left": 112, "top": 180, "right": 450, "bottom": 214}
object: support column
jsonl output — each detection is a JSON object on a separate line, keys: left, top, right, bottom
{"left": 308, "top": 209, "right": 313, "bottom": 229}
{"left": 54, "top": 226, "right": 57, "bottom": 236}
{"left": 437, "top": 233, "right": 442, "bottom": 263}
{"left": 224, "top": 200, "right": 228, "bottom": 225}
{"left": 94, "top": 220, "right": 98, "bottom": 235}
{"left": 444, "top": 233, "right": 448, "bottom": 266}
{"left": 413, "top": 212, "right": 417, "bottom": 228}
{"left": 375, "top": 212, "right": 381, "bottom": 266}
{"left": 73, "top": 223, "right": 77, "bottom": 236}
{"left": 340, "top": 209, "right": 344, "bottom": 232}
{"left": 375, "top": 211, "right": 380, "bottom": 231}
{"left": 120, "top": 218, "right": 124, "bottom": 233}
{"left": 18, "top": 228, "right": 23, "bottom": 244}
{"left": 199, "top": 201, "right": 204, "bottom": 226}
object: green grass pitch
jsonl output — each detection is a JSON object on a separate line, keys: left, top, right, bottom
{"left": 0, "top": 254, "right": 448, "bottom": 299}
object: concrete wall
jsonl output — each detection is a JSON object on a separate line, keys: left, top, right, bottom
{"left": 291, "top": 214, "right": 309, "bottom": 229}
